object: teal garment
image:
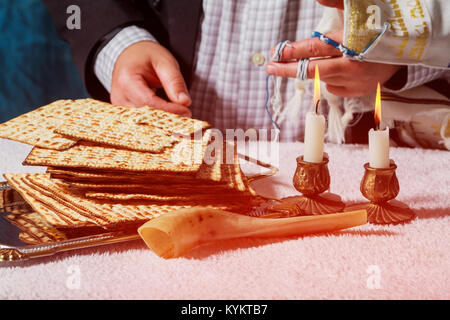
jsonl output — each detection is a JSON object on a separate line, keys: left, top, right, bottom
{"left": 0, "top": 0, "right": 89, "bottom": 123}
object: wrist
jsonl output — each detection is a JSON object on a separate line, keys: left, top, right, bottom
{"left": 383, "top": 66, "right": 407, "bottom": 91}
{"left": 94, "top": 26, "right": 158, "bottom": 92}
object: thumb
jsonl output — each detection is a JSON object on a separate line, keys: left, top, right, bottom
{"left": 153, "top": 61, "right": 192, "bottom": 107}
{"left": 316, "top": 0, "right": 344, "bottom": 10}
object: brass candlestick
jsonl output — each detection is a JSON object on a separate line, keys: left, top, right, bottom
{"left": 348, "top": 160, "right": 415, "bottom": 224}
{"left": 280, "top": 153, "right": 345, "bottom": 215}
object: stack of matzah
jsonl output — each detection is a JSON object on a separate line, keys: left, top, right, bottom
{"left": 0, "top": 99, "right": 264, "bottom": 243}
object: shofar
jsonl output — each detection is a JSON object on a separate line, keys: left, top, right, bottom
{"left": 138, "top": 208, "right": 367, "bottom": 258}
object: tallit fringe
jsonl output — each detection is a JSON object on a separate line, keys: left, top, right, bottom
{"left": 277, "top": 79, "right": 306, "bottom": 124}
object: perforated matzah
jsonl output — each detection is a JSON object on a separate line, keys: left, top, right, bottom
{"left": 195, "top": 141, "right": 255, "bottom": 193}
{"left": 76, "top": 98, "right": 210, "bottom": 134}
{"left": 5, "top": 173, "right": 146, "bottom": 228}
{"left": 55, "top": 110, "right": 179, "bottom": 152}
{"left": 5, "top": 174, "right": 76, "bottom": 227}
{"left": 128, "top": 105, "right": 210, "bottom": 135}
{"left": 47, "top": 167, "right": 200, "bottom": 184}
{"left": 55, "top": 99, "right": 209, "bottom": 150}
{"left": 24, "top": 132, "right": 210, "bottom": 173}
{"left": 5, "top": 212, "right": 68, "bottom": 244}
{"left": 84, "top": 191, "right": 256, "bottom": 202}
{"left": 65, "top": 181, "right": 237, "bottom": 193}
{"left": 0, "top": 100, "right": 87, "bottom": 150}
{"left": 5, "top": 173, "right": 262, "bottom": 229}
{"left": 4, "top": 173, "right": 103, "bottom": 228}
{"left": 44, "top": 141, "right": 254, "bottom": 193}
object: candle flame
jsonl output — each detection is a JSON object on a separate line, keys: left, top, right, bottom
{"left": 374, "top": 82, "right": 382, "bottom": 128}
{"left": 314, "top": 65, "right": 321, "bottom": 109}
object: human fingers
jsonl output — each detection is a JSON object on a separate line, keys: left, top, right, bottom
{"left": 153, "top": 58, "right": 192, "bottom": 107}
{"left": 266, "top": 57, "right": 346, "bottom": 79}
{"left": 270, "top": 32, "right": 343, "bottom": 61}
{"left": 122, "top": 74, "right": 192, "bottom": 117}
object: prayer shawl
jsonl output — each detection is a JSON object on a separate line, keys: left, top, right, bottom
{"left": 314, "top": 0, "right": 450, "bottom": 149}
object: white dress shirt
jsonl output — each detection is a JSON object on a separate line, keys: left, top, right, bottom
{"left": 94, "top": 0, "right": 449, "bottom": 142}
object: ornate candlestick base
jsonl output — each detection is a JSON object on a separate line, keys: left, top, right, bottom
{"left": 347, "top": 161, "right": 415, "bottom": 224}
{"left": 280, "top": 154, "right": 345, "bottom": 215}
{"left": 282, "top": 192, "right": 345, "bottom": 215}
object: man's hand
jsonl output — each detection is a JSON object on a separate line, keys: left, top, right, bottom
{"left": 111, "top": 41, "right": 192, "bottom": 117}
{"left": 265, "top": 32, "right": 402, "bottom": 97}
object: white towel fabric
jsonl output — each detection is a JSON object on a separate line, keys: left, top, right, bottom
{"left": 0, "top": 138, "right": 449, "bottom": 299}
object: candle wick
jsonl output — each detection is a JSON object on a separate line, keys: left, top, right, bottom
{"left": 315, "top": 99, "right": 320, "bottom": 114}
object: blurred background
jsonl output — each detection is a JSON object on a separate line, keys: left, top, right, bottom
{"left": 0, "top": 0, "right": 88, "bottom": 123}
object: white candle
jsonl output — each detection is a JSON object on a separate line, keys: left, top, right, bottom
{"left": 304, "top": 111, "right": 325, "bottom": 163}
{"left": 368, "top": 82, "right": 390, "bottom": 168}
{"left": 303, "top": 65, "right": 325, "bottom": 163}
{"left": 369, "top": 127, "right": 390, "bottom": 168}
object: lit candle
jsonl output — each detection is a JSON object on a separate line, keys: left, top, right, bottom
{"left": 368, "top": 83, "right": 390, "bottom": 168}
{"left": 304, "top": 65, "right": 325, "bottom": 163}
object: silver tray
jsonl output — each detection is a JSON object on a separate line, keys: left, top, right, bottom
{"left": 0, "top": 154, "right": 278, "bottom": 262}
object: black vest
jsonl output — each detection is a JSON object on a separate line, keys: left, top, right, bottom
{"left": 43, "top": 0, "right": 203, "bottom": 101}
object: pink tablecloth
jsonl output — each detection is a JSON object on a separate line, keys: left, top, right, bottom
{"left": 0, "top": 138, "right": 449, "bottom": 299}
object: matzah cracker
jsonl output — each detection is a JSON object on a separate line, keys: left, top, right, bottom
{"left": 54, "top": 98, "right": 209, "bottom": 151}
{"left": 58, "top": 98, "right": 210, "bottom": 135}
{"left": 22, "top": 173, "right": 192, "bottom": 226}
{"left": 4, "top": 173, "right": 103, "bottom": 228}
{"left": 19, "top": 233, "right": 42, "bottom": 245}
{"left": 55, "top": 113, "right": 178, "bottom": 153}
{"left": 46, "top": 166, "right": 228, "bottom": 186}
{"left": 0, "top": 183, "right": 32, "bottom": 214}
{"left": 45, "top": 141, "right": 254, "bottom": 193}
{"left": 21, "top": 174, "right": 116, "bottom": 226}
{"left": 0, "top": 100, "right": 85, "bottom": 150}
{"left": 6, "top": 215, "right": 51, "bottom": 244}
{"left": 1, "top": 183, "right": 26, "bottom": 207}
{"left": 21, "top": 176, "right": 110, "bottom": 226}
{"left": 24, "top": 132, "right": 209, "bottom": 173}
{"left": 17, "top": 212, "right": 67, "bottom": 241}
{"left": 65, "top": 181, "right": 240, "bottom": 194}
{"left": 46, "top": 167, "right": 200, "bottom": 183}
{"left": 1, "top": 202, "right": 32, "bottom": 215}
{"left": 5, "top": 212, "right": 67, "bottom": 243}
{"left": 5, "top": 174, "right": 74, "bottom": 227}
{"left": 29, "top": 173, "right": 258, "bottom": 219}
{"left": 14, "top": 173, "right": 260, "bottom": 228}
{"left": 53, "top": 166, "right": 252, "bottom": 194}
{"left": 196, "top": 141, "right": 255, "bottom": 193}
{"left": 127, "top": 106, "right": 210, "bottom": 135}
{"left": 84, "top": 190, "right": 255, "bottom": 202}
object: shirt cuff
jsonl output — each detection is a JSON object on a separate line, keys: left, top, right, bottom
{"left": 94, "top": 26, "right": 158, "bottom": 93}
{"left": 384, "top": 65, "right": 450, "bottom": 93}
